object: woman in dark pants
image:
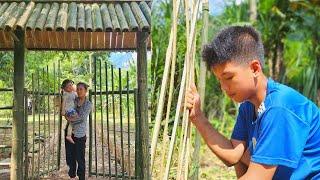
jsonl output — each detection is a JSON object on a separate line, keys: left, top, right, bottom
{"left": 65, "top": 82, "right": 92, "bottom": 180}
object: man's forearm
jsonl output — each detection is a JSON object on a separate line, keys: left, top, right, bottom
{"left": 192, "top": 113, "right": 244, "bottom": 166}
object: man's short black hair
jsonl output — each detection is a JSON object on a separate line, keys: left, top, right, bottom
{"left": 77, "top": 82, "right": 89, "bottom": 90}
{"left": 202, "top": 25, "right": 264, "bottom": 68}
{"left": 61, "top": 79, "right": 74, "bottom": 89}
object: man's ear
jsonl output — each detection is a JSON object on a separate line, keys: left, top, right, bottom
{"left": 250, "top": 60, "right": 262, "bottom": 77}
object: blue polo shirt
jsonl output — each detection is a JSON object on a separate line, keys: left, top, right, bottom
{"left": 231, "top": 78, "right": 320, "bottom": 179}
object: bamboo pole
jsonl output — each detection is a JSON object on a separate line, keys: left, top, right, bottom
{"left": 44, "top": 2, "right": 59, "bottom": 31}
{"left": 85, "top": 4, "right": 93, "bottom": 31}
{"left": 0, "top": 2, "right": 17, "bottom": 29}
{"left": 55, "top": 3, "right": 68, "bottom": 31}
{"left": 150, "top": 0, "right": 180, "bottom": 172}
{"left": 11, "top": 28, "right": 25, "bottom": 180}
{"left": 67, "top": 2, "right": 77, "bottom": 31}
{"left": 122, "top": 3, "right": 138, "bottom": 31}
{"left": 159, "top": 0, "right": 180, "bottom": 175}
{"left": 108, "top": 3, "right": 120, "bottom": 31}
{"left": 177, "top": 0, "right": 200, "bottom": 179}
{"left": 191, "top": 1, "right": 209, "bottom": 179}
{"left": 35, "top": 3, "right": 50, "bottom": 31}
{"left": 0, "top": 3, "right": 9, "bottom": 15}
{"left": 136, "top": 31, "right": 150, "bottom": 179}
{"left": 77, "top": 3, "right": 85, "bottom": 31}
{"left": 100, "top": 3, "right": 113, "bottom": 31}
{"left": 139, "top": 1, "right": 151, "bottom": 25}
{"left": 92, "top": 3, "right": 103, "bottom": 31}
{"left": 26, "top": 3, "right": 43, "bottom": 30}
{"left": 115, "top": 3, "right": 129, "bottom": 31}
{"left": 130, "top": 2, "right": 149, "bottom": 31}
{"left": 4, "top": 2, "right": 26, "bottom": 31}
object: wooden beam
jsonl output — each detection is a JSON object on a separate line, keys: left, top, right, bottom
{"left": 11, "top": 28, "right": 25, "bottom": 180}
{"left": 136, "top": 31, "right": 149, "bottom": 180}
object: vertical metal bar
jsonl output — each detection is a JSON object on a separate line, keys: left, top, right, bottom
{"left": 53, "top": 63, "right": 56, "bottom": 169}
{"left": 57, "top": 60, "right": 62, "bottom": 170}
{"left": 89, "top": 89, "right": 93, "bottom": 176}
{"left": 111, "top": 65, "right": 118, "bottom": 178}
{"left": 24, "top": 88, "right": 29, "bottom": 179}
{"left": 11, "top": 28, "right": 25, "bottom": 180}
{"left": 119, "top": 68, "right": 125, "bottom": 177}
{"left": 126, "top": 71, "right": 131, "bottom": 179}
{"left": 42, "top": 68, "right": 46, "bottom": 174}
{"left": 47, "top": 65, "right": 50, "bottom": 172}
{"left": 99, "top": 59, "right": 105, "bottom": 177}
{"left": 105, "top": 62, "right": 112, "bottom": 176}
{"left": 94, "top": 56, "right": 98, "bottom": 176}
{"left": 134, "top": 88, "right": 139, "bottom": 178}
{"left": 37, "top": 71, "right": 41, "bottom": 177}
{"left": 31, "top": 73, "right": 35, "bottom": 179}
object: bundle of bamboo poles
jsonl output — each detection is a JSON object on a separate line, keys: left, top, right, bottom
{"left": 151, "top": 0, "right": 202, "bottom": 179}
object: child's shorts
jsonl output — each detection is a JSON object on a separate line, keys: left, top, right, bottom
{"left": 66, "top": 109, "right": 77, "bottom": 118}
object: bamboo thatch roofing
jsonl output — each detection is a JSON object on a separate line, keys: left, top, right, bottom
{"left": 0, "top": 0, "right": 151, "bottom": 51}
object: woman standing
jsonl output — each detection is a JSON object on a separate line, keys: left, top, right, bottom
{"left": 65, "top": 82, "right": 92, "bottom": 180}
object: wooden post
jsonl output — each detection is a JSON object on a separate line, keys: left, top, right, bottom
{"left": 136, "top": 31, "right": 150, "bottom": 180}
{"left": 11, "top": 29, "right": 25, "bottom": 180}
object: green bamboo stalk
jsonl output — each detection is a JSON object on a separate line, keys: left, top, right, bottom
{"left": 108, "top": 3, "right": 120, "bottom": 31}
{"left": 190, "top": 2, "right": 209, "bottom": 179}
{"left": 26, "top": 3, "right": 43, "bottom": 30}
{"left": 85, "top": 4, "right": 93, "bottom": 31}
{"left": 35, "top": 3, "right": 50, "bottom": 31}
{"left": 92, "top": 3, "right": 103, "bottom": 32}
{"left": 130, "top": 2, "right": 149, "bottom": 31}
{"left": 4, "top": 2, "right": 26, "bottom": 31}
{"left": 139, "top": 1, "right": 151, "bottom": 25}
{"left": 55, "top": 3, "right": 68, "bottom": 31}
{"left": 67, "top": 2, "right": 77, "bottom": 31}
{"left": 100, "top": 3, "right": 112, "bottom": 31}
{"left": 122, "top": 3, "right": 138, "bottom": 31}
{"left": 115, "top": 3, "right": 129, "bottom": 32}
{"left": 77, "top": 3, "right": 85, "bottom": 31}
{"left": 44, "top": 2, "right": 59, "bottom": 31}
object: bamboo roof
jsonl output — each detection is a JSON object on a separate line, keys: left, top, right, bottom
{"left": 0, "top": 0, "right": 151, "bottom": 51}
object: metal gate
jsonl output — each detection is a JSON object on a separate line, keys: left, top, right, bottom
{"left": 89, "top": 57, "right": 138, "bottom": 179}
{"left": 26, "top": 63, "right": 63, "bottom": 178}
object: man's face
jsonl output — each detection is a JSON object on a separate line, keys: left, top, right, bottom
{"left": 212, "top": 60, "right": 259, "bottom": 103}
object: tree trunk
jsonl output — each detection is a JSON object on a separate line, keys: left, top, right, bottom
{"left": 275, "top": 40, "right": 284, "bottom": 81}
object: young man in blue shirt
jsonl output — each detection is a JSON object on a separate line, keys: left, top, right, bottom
{"left": 186, "top": 26, "right": 320, "bottom": 179}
